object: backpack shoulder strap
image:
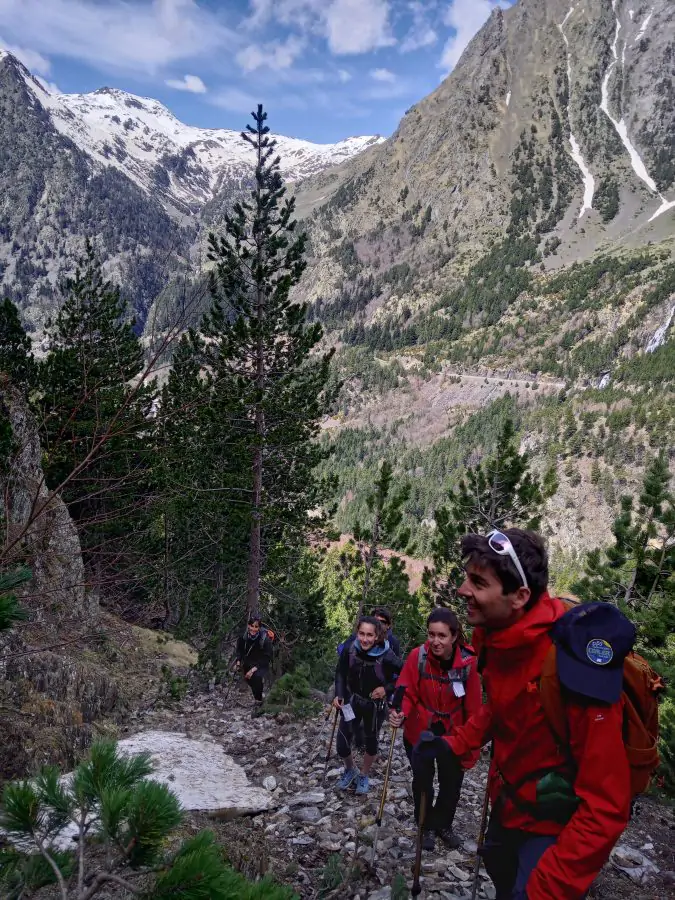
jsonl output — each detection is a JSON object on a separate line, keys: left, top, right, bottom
{"left": 539, "top": 644, "right": 570, "bottom": 750}
{"left": 418, "top": 645, "right": 428, "bottom": 680}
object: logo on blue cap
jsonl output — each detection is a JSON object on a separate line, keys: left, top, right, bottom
{"left": 586, "top": 638, "right": 613, "bottom": 666}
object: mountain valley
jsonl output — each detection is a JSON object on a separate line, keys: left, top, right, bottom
{"left": 0, "top": 0, "right": 673, "bottom": 558}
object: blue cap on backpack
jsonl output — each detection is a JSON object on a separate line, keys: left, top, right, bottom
{"left": 551, "top": 602, "right": 636, "bottom": 704}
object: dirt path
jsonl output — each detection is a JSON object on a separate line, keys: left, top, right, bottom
{"left": 138, "top": 685, "right": 675, "bottom": 900}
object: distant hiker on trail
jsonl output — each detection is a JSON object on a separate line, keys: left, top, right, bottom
{"left": 389, "top": 607, "right": 481, "bottom": 852}
{"left": 235, "top": 615, "right": 273, "bottom": 707}
{"left": 333, "top": 616, "right": 402, "bottom": 795}
{"left": 445, "top": 528, "right": 644, "bottom": 900}
{"left": 337, "top": 605, "right": 401, "bottom": 657}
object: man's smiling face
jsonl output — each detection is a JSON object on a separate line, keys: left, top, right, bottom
{"left": 456, "top": 560, "right": 530, "bottom": 629}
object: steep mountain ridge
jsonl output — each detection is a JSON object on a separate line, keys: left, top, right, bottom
{"left": 294, "top": 0, "right": 674, "bottom": 318}
{"left": 0, "top": 50, "right": 381, "bottom": 326}
{"left": 294, "top": 0, "right": 674, "bottom": 557}
{"left": 30, "top": 78, "right": 384, "bottom": 217}
{"left": 0, "top": 51, "right": 190, "bottom": 331}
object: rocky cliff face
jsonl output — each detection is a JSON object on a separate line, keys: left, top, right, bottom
{"left": 294, "top": 0, "right": 674, "bottom": 318}
{"left": 0, "top": 380, "right": 94, "bottom": 621}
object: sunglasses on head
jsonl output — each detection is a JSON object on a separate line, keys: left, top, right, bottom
{"left": 486, "top": 529, "right": 529, "bottom": 591}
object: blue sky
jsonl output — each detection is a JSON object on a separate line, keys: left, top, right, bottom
{"left": 0, "top": 0, "right": 514, "bottom": 143}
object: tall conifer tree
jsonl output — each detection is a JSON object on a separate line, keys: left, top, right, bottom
{"left": 37, "top": 244, "right": 154, "bottom": 604}
{"left": 425, "top": 418, "right": 557, "bottom": 603}
{"left": 203, "top": 105, "right": 332, "bottom": 617}
{"left": 0, "top": 298, "right": 35, "bottom": 393}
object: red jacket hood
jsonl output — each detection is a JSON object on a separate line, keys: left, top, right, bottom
{"left": 470, "top": 592, "right": 567, "bottom": 662}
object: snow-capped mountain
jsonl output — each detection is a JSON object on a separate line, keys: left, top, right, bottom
{"left": 8, "top": 52, "right": 383, "bottom": 216}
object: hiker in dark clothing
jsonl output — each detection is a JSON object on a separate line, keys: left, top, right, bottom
{"left": 336, "top": 606, "right": 402, "bottom": 751}
{"left": 235, "top": 615, "right": 273, "bottom": 705}
{"left": 337, "top": 605, "right": 401, "bottom": 658}
{"left": 333, "top": 616, "right": 402, "bottom": 795}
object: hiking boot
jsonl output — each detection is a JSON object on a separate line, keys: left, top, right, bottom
{"left": 337, "top": 767, "right": 358, "bottom": 790}
{"left": 251, "top": 700, "right": 264, "bottom": 718}
{"left": 355, "top": 774, "right": 370, "bottom": 795}
{"left": 438, "top": 827, "right": 462, "bottom": 849}
{"left": 422, "top": 830, "right": 436, "bottom": 852}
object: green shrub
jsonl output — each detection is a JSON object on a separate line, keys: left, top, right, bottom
{"left": 264, "top": 667, "right": 321, "bottom": 719}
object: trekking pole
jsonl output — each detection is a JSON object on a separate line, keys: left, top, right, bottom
{"left": 470, "top": 766, "right": 491, "bottom": 900}
{"left": 322, "top": 707, "right": 339, "bottom": 782}
{"left": 411, "top": 790, "right": 427, "bottom": 897}
{"left": 371, "top": 686, "right": 406, "bottom": 868}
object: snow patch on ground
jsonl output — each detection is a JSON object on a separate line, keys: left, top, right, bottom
{"left": 598, "top": 373, "right": 611, "bottom": 389}
{"left": 646, "top": 306, "right": 675, "bottom": 353}
{"left": 635, "top": 9, "right": 654, "bottom": 42}
{"left": 648, "top": 197, "right": 675, "bottom": 223}
{"left": 558, "top": 4, "right": 595, "bottom": 217}
{"left": 117, "top": 731, "right": 275, "bottom": 812}
{"left": 506, "top": 90, "right": 511, "bottom": 107}
{"left": 3, "top": 732, "right": 275, "bottom": 850}
{"left": 600, "top": 3, "right": 674, "bottom": 222}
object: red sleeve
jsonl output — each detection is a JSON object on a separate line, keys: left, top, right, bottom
{"left": 398, "top": 648, "right": 421, "bottom": 720}
{"left": 526, "top": 699, "right": 631, "bottom": 900}
{"left": 444, "top": 661, "right": 484, "bottom": 768}
{"left": 446, "top": 701, "right": 492, "bottom": 762}
{"left": 464, "top": 660, "right": 483, "bottom": 720}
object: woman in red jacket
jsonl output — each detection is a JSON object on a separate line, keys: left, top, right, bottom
{"left": 390, "top": 607, "right": 482, "bottom": 852}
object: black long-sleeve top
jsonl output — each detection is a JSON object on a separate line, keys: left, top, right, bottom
{"left": 335, "top": 642, "right": 402, "bottom": 702}
{"left": 236, "top": 631, "right": 273, "bottom": 670}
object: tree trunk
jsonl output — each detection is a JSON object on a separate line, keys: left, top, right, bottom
{"left": 246, "top": 440, "right": 263, "bottom": 616}
{"left": 359, "top": 515, "right": 380, "bottom": 620}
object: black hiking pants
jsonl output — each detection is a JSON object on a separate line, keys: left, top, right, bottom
{"left": 404, "top": 737, "right": 464, "bottom": 832}
{"left": 481, "top": 804, "right": 587, "bottom": 900}
{"left": 337, "top": 698, "right": 384, "bottom": 758}
{"left": 245, "top": 667, "right": 268, "bottom": 701}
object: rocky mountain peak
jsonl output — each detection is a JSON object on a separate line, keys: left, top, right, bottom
{"left": 0, "top": 50, "right": 383, "bottom": 217}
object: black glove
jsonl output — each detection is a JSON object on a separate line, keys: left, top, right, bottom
{"left": 412, "top": 730, "right": 449, "bottom": 768}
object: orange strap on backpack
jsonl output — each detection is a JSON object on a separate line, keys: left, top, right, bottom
{"left": 539, "top": 599, "right": 663, "bottom": 797}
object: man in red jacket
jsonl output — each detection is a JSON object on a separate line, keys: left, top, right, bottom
{"left": 448, "top": 528, "right": 631, "bottom": 900}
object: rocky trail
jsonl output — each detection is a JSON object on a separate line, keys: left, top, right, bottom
{"left": 123, "top": 683, "right": 675, "bottom": 900}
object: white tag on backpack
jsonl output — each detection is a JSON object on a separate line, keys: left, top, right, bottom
{"left": 453, "top": 682, "right": 466, "bottom": 698}
{"left": 342, "top": 703, "right": 356, "bottom": 722}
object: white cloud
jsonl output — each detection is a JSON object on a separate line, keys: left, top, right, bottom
{"left": 370, "top": 67, "right": 396, "bottom": 83}
{"left": 400, "top": 1, "right": 438, "bottom": 53}
{"left": 0, "top": 37, "right": 52, "bottom": 74}
{"left": 325, "top": 0, "right": 394, "bottom": 54}
{"left": 440, "top": 0, "right": 509, "bottom": 73}
{"left": 0, "top": 0, "right": 236, "bottom": 76}
{"left": 337, "top": 68, "right": 352, "bottom": 82}
{"left": 236, "top": 35, "right": 305, "bottom": 73}
{"left": 36, "top": 75, "right": 62, "bottom": 94}
{"left": 244, "top": 0, "right": 394, "bottom": 56}
{"left": 210, "top": 86, "right": 259, "bottom": 114}
{"left": 165, "top": 73, "right": 207, "bottom": 93}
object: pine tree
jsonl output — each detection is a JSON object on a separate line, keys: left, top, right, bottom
{"left": 153, "top": 329, "right": 249, "bottom": 636}
{"left": 426, "top": 418, "right": 557, "bottom": 604}
{"left": 0, "top": 298, "right": 35, "bottom": 393}
{"left": 353, "top": 459, "right": 410, "bottom": 618}
{"left": 36, "top": 244, "right": 155, "bottom": 605}
{"left": 590, "top": 459, "right": 601, "bottom": 485}
{"left": 203, "top": 105, "right": 332, "bottom": 618}
{"left": 0, "top": 741, "right": 294, "bottom": 900}
{"left": 573, "top": 453, "right": 675, "bottom": 790}
{"left": 0, "top": 568, "right": 30, "bottom": 633}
